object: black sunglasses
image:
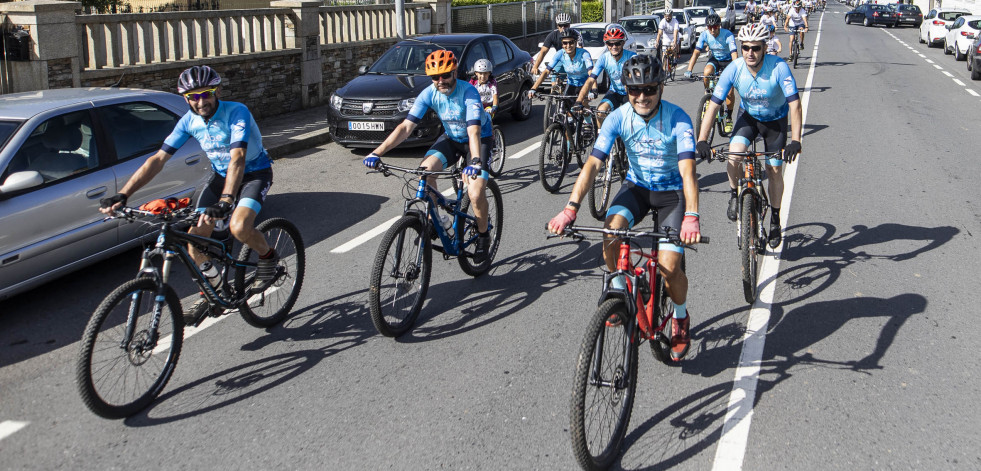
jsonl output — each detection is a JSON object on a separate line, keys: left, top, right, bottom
{"left": 606, "top": 41, "right": 625, "bottom": 47}
{"left": 561, "top": 41, "right": 577, "bottom": 46}
{"left": 557, "top": 23, "right": 571, "bottom": 27}
{"left": 741, "top": 45, "right": 763, "bottom": 52}
{"left": 626, "top": 85, "right": 660, "bottom": 96}
{"left": 430, "top": 71, "right": 454, "bottom": 81}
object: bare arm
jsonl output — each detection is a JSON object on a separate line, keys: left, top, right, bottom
{"left": 687, "top": 48, "right": 702, "bottom": 70}
{"left": 532, "top": 46, "right": 550, "bottom": 73}
{"left": 678, "top": 158, "right": 701, "bottom": 244}
{"left": 547, "top": 156, "right": 602, "bottom": 233}
{"left": 788, "top": 98, "right": 803, "bottom": 143}
{"left": 221, "top": 147, "right": 246, "bottom": 199}
{"left": 467, "top": 124, "right": 482, "bottom": 171}
{"left": 118, "top": 149, "right": 173, "bottom": 197}
{"left": 370, "top": 119, "right": 419, "bottom": 156}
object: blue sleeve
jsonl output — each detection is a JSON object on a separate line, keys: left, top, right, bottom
{"left": 548, "top": 52, "right": 563, "bottom": 71}
{"left": 776, "top": 60, "right": 801, "bottom": 102}
{"left": 464, "top": 86, "right": 484, "bottom": 127}
{"left": 583, "top": 50, "right": 594, "bottom": 71}
{"left": 696, "top": 32, "right": 708, "bottom": 51}
{"left": 590, "top": 52, "right": 606, "bottom": 79}
{"left": 711, "top": 60, "right": 739, "bottom": 105}
{"left": 726, "top": 33, "right": 737, "bottom": 55}
{"left": 407, "top": 87, "right": 433, "bottom": 123}
{"left": 161, "top": 113, "right": 192, "bottom": 154}
{"left": 228, "top": 103, "right": 251, "bottom": 150}
{"left": 589, "top": 109, "right": 621, "bottom": 161}
{"left": 673, "top": 107, "right": 696, "bottom": 160}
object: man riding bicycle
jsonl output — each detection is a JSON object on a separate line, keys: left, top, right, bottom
{"left": 784, "top": 0, "right": 809, "bottom": 52}
{"left": 695, "top": 23, "right": 803, "bottom": 248}
{"left": 685, "top": 13, "right": 739, "bottom": 131}
{"left": 655, "top": 5, "right": 681, "bottom": 76}
{"left": 548, "top": 55, "right": 702, "bottom": 362}
{"left": 575, "top": 24, "right": 637, "bottom": 127}
{"left": 532, "top": 12, "right": 584, "bottom": 76}
{"left": 363, "top": 50, "right": 495, "bottom": 263}
{"left": 99, "top": 65, "right": 279, "bottom": 324}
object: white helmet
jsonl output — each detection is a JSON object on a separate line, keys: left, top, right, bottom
{"left": 555, "top": 12, "right": 571, "bottom": 25}
{"left": 664, "top": 4, "right": 673, "bottom": 16}
{"left": 737, "top": 23, "right": 769, "bottom": 43}
{"left": 473, "top": 58, "right": 493, "bottom": 73}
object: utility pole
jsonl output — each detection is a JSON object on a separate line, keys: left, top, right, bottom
{"left": 396, "top": 0, "right": 405, "bottom": 38}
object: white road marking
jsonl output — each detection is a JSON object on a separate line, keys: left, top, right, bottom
{"left": 0, "top": 421, "right": 28, "bottom": 441}
{"left": 953, "top": 78, "right": 965, "bottom": 86}
{"left": 942, "top": 71, "right": 954, "bottom": 77}
{"left": 933, "top": 64, "right": 943, "bottom": 70}
{"left": 925, "top": 59, "right": 934, "bottom": 64}
{"left": 918, "top": 53, "right": 926, "bottom": 58}
{"left": 968, "top": 89, "right": 980, "bottom": 97}
{"left": 508, "top": 142, "right": 540, "bottom": 160}
{"left": 711, "top": 8, "right": 823, "bottom": 471}
{"left": 331, "top": 187, "right": 456, "bottom": 253}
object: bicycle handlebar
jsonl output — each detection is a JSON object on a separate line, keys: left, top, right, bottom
{"left": 547, "top": 225, "right": 709, "bottom": 246}
{"left": 368, "top": 162, "right": 459, "bottom": 178}
{"left": 711, "top": 149, "right": 786, "bottom": 163}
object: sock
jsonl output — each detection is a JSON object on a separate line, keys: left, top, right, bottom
{"left": 771, "top": 207, "right": 781, "bottom": 227}
{"left": 611, "top": 274, "right": 626, "bottom": 290}
{"left": 730, "top": 188, "right": 738, "bottom": 199}
{"left": 260, "top": 248, "right": 276, "bottom": 259}
{"left": 673, "top": 301, "right": 688, "bottom": 319}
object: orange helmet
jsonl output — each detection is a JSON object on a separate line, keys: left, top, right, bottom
{"left": 425, "top": 50, "right": 457, "bottom": 76}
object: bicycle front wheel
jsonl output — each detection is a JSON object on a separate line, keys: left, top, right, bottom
{"left": 457, "top": 178, "right": 504, "bottom": 277}
{"left": 650, "top": 255, "right": 685, "bottom": 365}
{"left": 741, "top": 192, "right": 760, "bottom": 304}
{"left": 542, "top": 98, "right": 555, "bottom": 133}
{"left": 695, "top": 94, "right": 716, "bottom": 147}
{"left": 539, "top": 123, "right": 568, "bottom": 193}
{"left": 570, "top": 299, "right": 638, "bottom": 471}
{"left": 76, "top": 278, "right": 183, "bottom": 419}
{"left": 235, "top": 218, "right": 306, "bottom": 327}
{"left": 487, "top": 126, "right": 507, "bottom": 177}
{"left": 369, "top": 215, "right": 432, "bottom": 337}
{"left": 793, "top": 40, "right": 800, "bottom": 68}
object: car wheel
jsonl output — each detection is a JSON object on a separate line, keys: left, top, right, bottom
{"left": 512, "top": 82, "right": 533, "bottom": 121}
{"left": 955, "top": 44, "right": 967, "bottom": 60}
{"left": 864, "top": 17, "right": 871, "bottom": 27}
{"left": 944, "top": 39, "right": 953, "bottom": 55}
{"left": 918, "top": 32, "right": 925, "bottom": 43}
{"left": 973, "top": 62, "right": 981, "bottom": 80}
{"left": 845, "top": 15, "right": 851, "bottom": 24}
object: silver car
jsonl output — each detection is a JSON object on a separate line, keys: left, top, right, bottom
{"left": 0, "top": 88, "right": 209, "bottom": 301}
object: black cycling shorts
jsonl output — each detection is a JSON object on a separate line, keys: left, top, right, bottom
{"left": 731, "top": 112, "right": 789, "bottom": 166}
{"left": 197, "top": 167, "right": 273, "bottom": 215}
{"left": 606, "top": 182, "right": 686, "bottom": 253}
{"left": 707, "top": 57, "right": 733, "bottom": 74}
{"left": 600, "top": 91, "right": 628, "bottom": 110}
{"left": 426, "top": 134, "right": 493, "bottom": 180}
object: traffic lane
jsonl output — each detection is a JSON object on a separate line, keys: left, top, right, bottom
{"left": 744, "top": 11, "right": 981, "bottom": 470}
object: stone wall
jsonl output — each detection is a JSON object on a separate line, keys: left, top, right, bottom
{"left": 46, "top": 57, "right": 75, "bottom": 89}
{"left": 320, "top": 38, "right": 399, "bottom": 93}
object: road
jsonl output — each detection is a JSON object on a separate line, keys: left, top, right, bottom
{"left": 2, "top": 3, "right": 980, "bottom": 469}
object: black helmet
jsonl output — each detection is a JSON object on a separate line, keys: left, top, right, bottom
{"left": 177, "top": 65, "right": 221, "bottom": 93}
{"left": 559, "top": 28, "right": 579, "bottom": 41}
{"left": 705, "top": 13, "right": 722, "bottom": 27}
{"left": 620, "top": 54, "right": 666, "bottom": 86}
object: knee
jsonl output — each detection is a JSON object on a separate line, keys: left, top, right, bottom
{"left": 229, "top": 217, "right": 249, "bottom": 238}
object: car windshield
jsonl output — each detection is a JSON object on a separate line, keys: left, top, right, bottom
{"left": 0, "top": 120, "right": 21, "bottom": 153}
{"left": 673, "top": 12, "right": 688, "bottom": 23}
{"left": 735, "top": 2, "right": 746, "bottom": 8}
{"left": 367, "top": 43, "right": 466, "bottom": 74}
{"left": 694, "top": 0, "right": 728, "bottom": 9}
{"left": 939, "top": 11, "right": 967, "bottom": 21}
{"left": 898, "top": 4, "right": 920, "bottom": 12}
{"left": 622, "top": 18, "right": 658, "bottom": 34}
{"left": 578, "top": 28, "right": 607, "bottom": 47}
{"left": 687, "top": 8, "right": 712, "bottom": 18}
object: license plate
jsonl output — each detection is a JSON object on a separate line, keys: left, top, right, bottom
{"left": 348, "top": 121, "right": 384, "bottom": 131}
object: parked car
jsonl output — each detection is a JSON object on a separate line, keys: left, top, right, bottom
{"left": 966, "top": 31, "right": 981, "bottom": 80}
{"left": 887, "top": 3, "right": 923, "bottom": 28}
{"left": 844, "top": 4, "right": 898, "bottom": 27}
{"left": 944, "top": 15, "right": 981, "bottom": 60}
{"left": 685, "top": 6, "right": 716, "bottom": 36}
{"left": 620, "top": 15, "right": 660, "bottom": 55}
{"left": 691, "top": 0, "right": 736, "bottom": 31}
{"left": 533, "top": 23, "right": 639, "bottom": 92}
{"left": 326, "top": 34, "right": 534, "bottom": 148}
{"left": 651, "top": 11, "right": 697, "bottom": 52}
{"left": 733, "top": 1, "right": 751, "bottom": 27}
{"left": 0, "top": 88, "right": 210, "bottom": 301}
{"left": 920, "top": 8, "right": 972, "bottom": 47}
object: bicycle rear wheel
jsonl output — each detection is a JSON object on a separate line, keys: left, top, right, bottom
{"left": 539, "top": 123, "right": 568, "bottom": 193}
{"left": 695, "top": 94, "right": 716, "bottom": 146}
{"left": 487, "top": 126, "right": 507, "bottom": 177}
{"left": 369, "top": 215, "right": 432, "bottom": 337}
{"left": 457, "top": 178, "right": 504, "bottom": 277}
{"left": 741, "top": 192, "right": 760, "bottom": 304}
{"left": 586, "top": 138, "right": 625, "bottom": 221}
{"left": 235, "top": 218, "right": 306, "bottom": 327}
{"left": 570, "top": 299, "right": 638, "bottom": 471}
{"left": 76, "top": 278, "right": 183, "bottom": 419}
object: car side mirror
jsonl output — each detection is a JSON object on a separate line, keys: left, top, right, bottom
{"left": 0, "top": 171, "right": 44, "bottom": 194}
{"left": 358, "top": 65, "right": 368, "bottom": 75}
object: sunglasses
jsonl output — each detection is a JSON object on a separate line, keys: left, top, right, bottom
{"left": 184, "top": 88, "right": 217, "bottom": 101}
{"left": 606, "top": 41, "right": 625, "bottom": 47}
{"left": 557, "top": 23, "right": 570, "bottom": 27}
{"left": 709, "top": 25, "right": 721, "bottom": 29}
{"left": 741, "top": 44, "right": 763, "bottom": 52}
{"left": 626, "top": 85, "right": 660, "bottom": 96}
{"left": 562, "top": 41, "right": 577, "bottom": 46}
{"left": 429, "top": 71, "right": 454, "bottom": 81}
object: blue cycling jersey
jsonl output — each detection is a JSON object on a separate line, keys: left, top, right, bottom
{"left": 407, "top": 80, "right": 492, "bottom": 143}
{"left": 711, "top": 55, "right": 800, "bottom": 122}
{"left": 162, "top": 100, "right": 271, "bottom": 177}
{"left": 589, "top": 50, "right": 637, "bottom": 96}
{"left": 695, "top": 29, "right": 737, "bottom": 61}
{"left": 590, "top": 100, "right": 696, "bottom": 191}
{"left": 547, "top": 48, "right": 593, "bottom": 86}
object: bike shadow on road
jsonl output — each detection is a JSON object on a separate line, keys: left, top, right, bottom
{"left": 261, "top": 190, "right": 388, "bottom": 248}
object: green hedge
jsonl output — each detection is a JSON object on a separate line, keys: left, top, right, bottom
{"left": 581, "top": 1, "right": 603, "bottom": 22}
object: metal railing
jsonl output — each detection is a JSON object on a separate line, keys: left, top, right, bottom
{"left": 319, "top": 3, "right": 427, "bottom": 44}
{"left": 631, "top": 0, "right": 667, "bottom": 15}
{"left": 450, "top": 0, "right": 580, "bottom": 38}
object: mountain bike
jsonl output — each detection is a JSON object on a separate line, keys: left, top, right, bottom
{"left": 76, "top": 206, "right": 305, "bottom": 419}
{"left": 711, "top": 146, "right": 785, "bottom": 303}
{"left": 367, "top": 162, "right": 503, "bottom": 337}
{"left": 788, "top": 26, "right": 804, "bottom": 69}
{"left": 586, "top": 136, "right": 628, "bottom": 221}
{"left": 542, "top": 73, "right": 568, "bottom": 132}
{"left": 549, "top": 224, "right": 707, "bottom": 470}
{"left": 661, "top": 43, "right": 679, "bottom": 82}
{"left": 538, "top": 101, "right": 598, "bottom": 193}
{"left": 689, "top": 72, "right": 736, "bottom": 147}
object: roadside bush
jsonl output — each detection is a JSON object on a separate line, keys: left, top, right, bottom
{"left": 581, "top": 0, "right": 603, "bottom": 22}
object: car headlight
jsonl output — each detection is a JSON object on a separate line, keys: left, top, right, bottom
{"left": 398, "top": 98, "right": 415, "bottom": 112}
{"left": 330, "top": 93, "right": 343, "bottom": 111}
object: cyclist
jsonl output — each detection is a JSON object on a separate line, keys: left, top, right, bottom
{"left": 469, "top": 58, "right": 499, "bottom": 117}
{"left": 655, "top": 5, "right": 681, "bottom": 76}
{"left": 684, "top": 13, "right": 738, "bottom": 131}
{"left": 695, "top": 23, "right": 802, "bottom": 248}
{"left": 784, "top": 0, "right": 809, "bottom": 52}
{"left": 547, "top": 55, "right": 701, "bottom": 362}
{"left": 529, "top": 28, "right": 593, "bottom": 112}
{"left": 766, "top": 24, "right": 782, "bottom": 55}
{"left": 531, "top": 12, "right": 583, "bottom": 75}
{"left": 99, "top": 65, "right": 278, "bottom": 323}
{"left": 745, "top": 0, "right": 760, "bottom": 22}
{"left": 575, "top": 24, "right": 637, "bottom": 127}
{"left": 759, "top": 6, "right": 778, "bottom": 30}
{"left": 363, "top": 50, "right": 494, "bottom": 262}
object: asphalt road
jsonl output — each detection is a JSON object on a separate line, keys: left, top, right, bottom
{"left": 2, "top": 3, "right": 979, "bottom": 469}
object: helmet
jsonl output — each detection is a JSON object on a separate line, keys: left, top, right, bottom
{"left": 620, "top": 54, "right": 666, "bottom": 86}
{"left": 705, "top": 13, "right": 722, "bottom": 26}
{"left": 604, "top": 25, "right": 627, "bottom": 42}
{"left": 473, "top": 58, "right": 493, "bottom": 73}
{"left": 793, "top": 0, "right": 802, "bottom": 6}
{"left": 559, "top": 28, "right": 579, "bottom": 41}
{"left": 555, "top": 12, "right": 571, "bottom": 25}
{"left": 425, "top": 49, "right": 457, "bottom": 75}
{"left": 737, "top": 23, "right": 769, "bottom": 43}
{"left": 177, "top": 65, "right": 221, "bottom": 93}
{"left": 664, "top": 5, "right": 673, "bottom": 15}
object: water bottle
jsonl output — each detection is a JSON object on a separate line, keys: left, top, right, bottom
{"left": 439, "top": 214, "right": 454, "bottom": 238}
{"left": 199, "top": 260, "right": 221, "bottom": 287}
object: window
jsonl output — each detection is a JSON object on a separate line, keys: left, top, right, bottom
{"left": 97, "top": 102, "right": 179, "bottom": 161}
{"left": 938, "top": 11, "right": 966, "bottom": 21}
{"left": 7, "top": 111, "right": 99, "bottom": 184}
{"left": 463, "top": 43, "right": 489, "bottom": 73}
{"left": 487, "top": 39, "right": 512, "bottom": 67}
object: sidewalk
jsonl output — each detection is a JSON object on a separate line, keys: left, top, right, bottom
{"left": 256, "top": 104, "right": 333, "bottom": 159}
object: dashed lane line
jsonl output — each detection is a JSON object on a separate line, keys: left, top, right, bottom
{"left": 954, "top": 78, "right": 966, "bottom": 86}
{"left": 968, "top": 89, "right": 980, "bottom": 97}
{"left": 0, "top": 421, "right": 28, "bottom": 442}
{"left": 883, "top": 29, "right": 980, "bottom": 97}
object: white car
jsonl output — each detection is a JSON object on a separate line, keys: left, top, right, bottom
{"left": 533, "top": 22, "right": 638, "bottom": 92}
{"left": 919, "top": 8, "right": 971, "bottom": 47}
{"left": 685, "top": 6, "right": 716, "bottom": 36}
{"left": 619, "top": 15, "right": 660, "bottom": 55}
{"left": 944, "top": 15, "right": 981, "bottom": 60}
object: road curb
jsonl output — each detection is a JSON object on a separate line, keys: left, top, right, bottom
{"left": 267, "top": 130, "right": 333, "bottom": 160}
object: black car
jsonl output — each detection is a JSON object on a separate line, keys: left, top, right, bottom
{"left": 326, "top": 34, "right": 534, "bottom": 148}
{"left": 888, "top": 3, "right": 923, "bottom": 28}
{"left": 845, "top": 4, "right": 898, "bottom": 27}
{"left": 967, "top": 32, "right": 981, "bottom": 80}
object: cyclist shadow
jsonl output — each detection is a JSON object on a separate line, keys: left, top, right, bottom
{"left": 493, "top": 165, "right": 549, "bottom": 195}
{"left": 260, "top": 190, "right": 388, "bottom": 248}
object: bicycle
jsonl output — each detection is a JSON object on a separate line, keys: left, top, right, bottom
{"left": 487, "top": 125, "right": 507, "bottom": 177}
{"left": 538, "top": 100, "right": 598, "bottom": 193}
{"left": 661, "top": 43, "right": 679, "bottom": 82}
{"left": 711, "top": 145, "right": 785, "bottom": 304}
{"left": 367, "top": 162, "right": 503, "bottom": 337}
{"left": 689, "top": 72, "right": 736, "bottom": 147}
{"left": 550, "top": 223, "right": 707, "bottom": 470}
{"left": 542, "top": 73, "right": 568, "bottom": 132}
{"left": 788, "top": 26, "right": 804, "bottom": 69}
{"left": 76, "top": 205, "right": 305, "bottom": 419}
{"left": 585, "top": 135, "right": 628, "bottom": 221}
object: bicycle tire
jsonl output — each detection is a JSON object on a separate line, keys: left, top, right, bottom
{"left": 487, "top": 126, "right": 507, "bottom": 177}
{"left": 586, "top": 138, "right": 625, "bottom": 221}
{"left": 542, "top": 98, "right": 555, "bottom": 133}
{"left": 369, "top": 215, "right": 432, "bottom": 337}
{"left": 539, "top": 123, "right": 568, "bottom": 193}
{"left": 793, "top": 40, "right": 799, "bottom": 68}
{"left": 235, "top": 218, "right": 306, "bottom": 328}
{"left": 741, "top": 192, "right": 760, "bottom": 304}
{"left": 457, "top": 178, "right": 504, "bottom": 277}
{"left": 570, "top": 299, "right": 638, "bottom": 471}
{"left": 76, "top": 278, "right": 183, "bottom": 419}
{"left": 695, "top": 94, "right": 716, "bottom": 146}
{"left": 650, "top": 254, "right": 685, "bottom": 365}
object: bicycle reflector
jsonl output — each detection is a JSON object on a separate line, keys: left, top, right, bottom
{"left": 139, "top": 197, "right": 191, "bottom": 214}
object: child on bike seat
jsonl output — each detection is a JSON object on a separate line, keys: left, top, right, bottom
{"left": 766, "top": 25, "right": 781, "bottom": 55}
{"left": 469, "top": 59, "right": 499, "bottom": 118}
